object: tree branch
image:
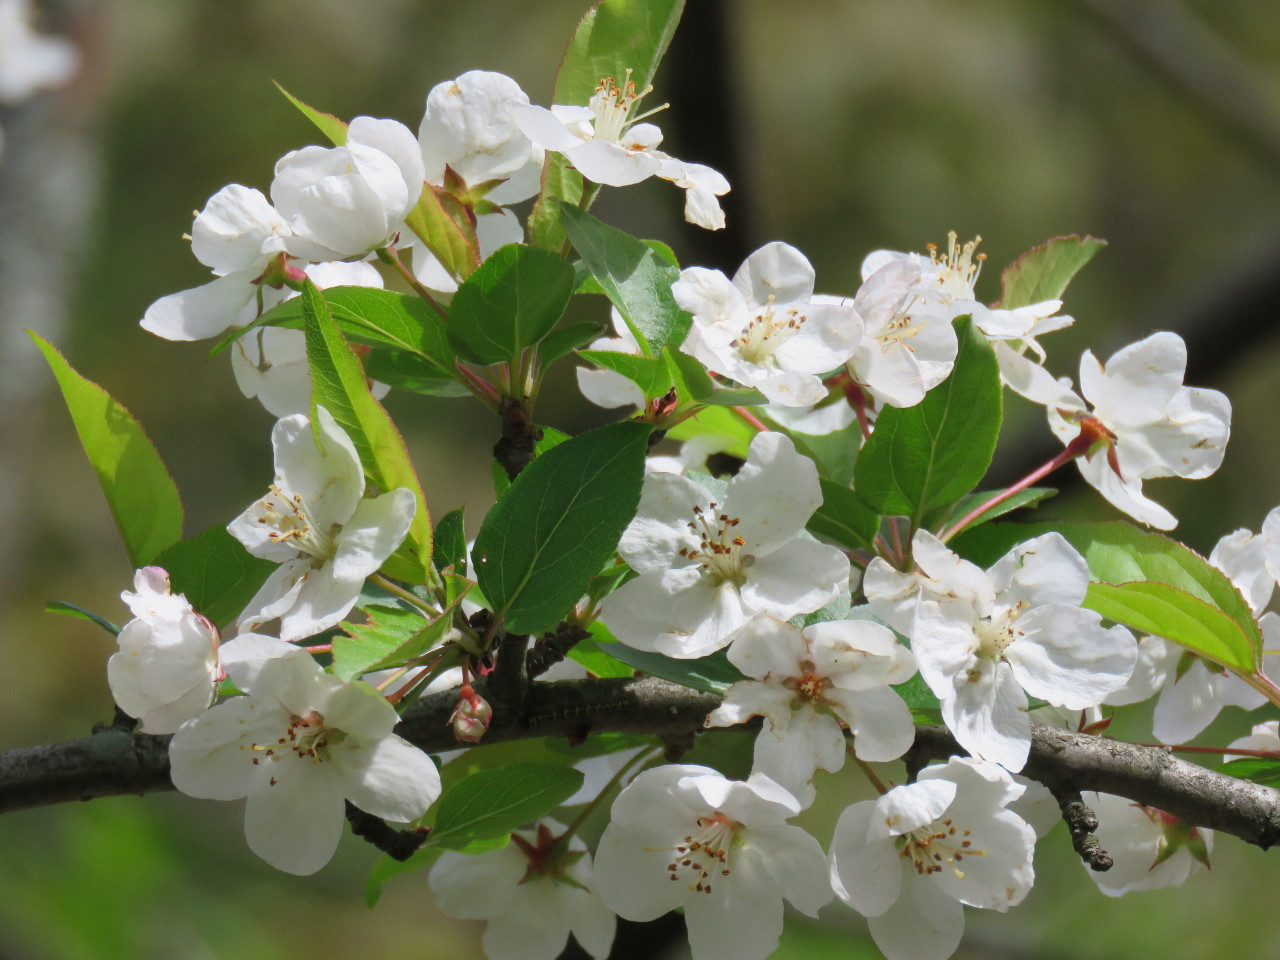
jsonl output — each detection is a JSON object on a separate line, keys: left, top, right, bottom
{"left": 3, "top": 681, "right": 1280, "bottom": 856}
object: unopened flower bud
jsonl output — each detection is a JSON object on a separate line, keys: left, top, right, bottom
{"left": 449, "top": 684, "right": 492, "bottom": 743}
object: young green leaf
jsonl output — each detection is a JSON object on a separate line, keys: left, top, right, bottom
{"left": 595, "top": 642, "right": 746, "bottom": 695}
{"left": 447, "top": 244, "right": 577, "bottom": 366}
{"left": 405, "top": 183, "right": 481, "bottom": 284}
{"left": 475, "top": 421, "right": 651, "bottom": 635}
{"left": 429, "top": 762, "right": 585, "bottom": 849}
{"left": 928, "top": 486, "right": 1057, "bottom": 534}
{"left": 363, "top": 352, "right": 470, "bottom": 398}
{"left": 31, "top": 331, "right": 184, "bottom": 567}
{"left": 560, "top": 206, "right": 691, "bottom": 354}
{"left": 579, "top": 350, "right": 673, "bottom": 400}
{"left": 540, "top": 320, "right": 607, "bottom": 367}
{"left": 1223, "top": 757, "right": 1280, "bottom": 787}
{"left": 998, "top": 235, "right": 1106, "bottom": 310}
{"left": 666, "top": 405, "right": 756, "bottom": 461}
{"left": 807, "top": 479, "right": 880, "bottom": 554}
{"left": 153, "top": 525, "right": 276, "bottom": 630}
{"left": 302, "top": 280, "right": 432, "bottom": 583}
{"left": 332, "top": 578, "right": 468, "bottom": 681}
{"left": 853, "top": 316, "right": 1001, "bottom": 521}
{"left": 432, "top": 508, "right": 469, "bottom": 576}
{"left": 273, "top": 81, "right": 348, "bottom": 145}
{"left": 528, "top": 161, "right": 584, "bottom": 252}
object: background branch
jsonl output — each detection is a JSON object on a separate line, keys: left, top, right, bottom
{"left": 3, "top": 680, "right": 1280, "bottom": 855}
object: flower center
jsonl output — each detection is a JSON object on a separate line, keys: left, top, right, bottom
{"left": 666, "top": 812, "right": 740, "bottom": 895}
{"left": 926, "top": 231, "right": 985, "bottom": 301}
{"left": 786, "top": 663, "right": 827, "bottom": 703}
{"left": 678, "top": 502, "right": 750, "bottom": 586}
{"left": 730, "top": 296, "right": 806, "bottom": 366}
{"left": 258, "top": 483, "right": 337, "bottom": 561}
{"left": 975, "top": 602, "right": 1025, "bottom": 661}
{"left": 900, "top": 815, "right": 983, "bottom": 877}
{"left": 243, "top": 709, "right": 347, "bottom": 773}
{"left": 588, "top": 70, "right": 666, "bottom": 143}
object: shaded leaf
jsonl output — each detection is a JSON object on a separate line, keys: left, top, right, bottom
{"left": 154, "top": 525, "right": 276, "bottom": 630}
{"left": 596, "top": 642, "right": 745, "bottom": 695}
{"left": 998, "top": 235, "right": 1106, "bottom": 310}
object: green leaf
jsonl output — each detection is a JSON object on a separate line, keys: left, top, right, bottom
{"left": 596, "top": 642, "right": 746, "bottom": 695}
{"left": 853, "top": 317, "right": 1001, "bottom": 521}
{"left": 579, "top": 350, "right": 673, "bottom": 399}
{"left": 560, "top": 206, "right": 691, "bottom": 354}
{"left": 1223, "top": 757, "right": 1280, "bottom": 786}
{"left": 490, "top": 427, "right": 572, "bottom": 500}
{"left": 44, "top": 601, "right": 119, "bottom": 636}
{"left": 664, "top": 348, "right": 768, "bottom": 407}
{"left": 31, "top": 331, "right": 183, "bottom": 567}
{"left": 432, "top": 508, "right": 468, "bottom": 576}
{"left": 998, "top": 235, "right": 1107, "bottom": 310}
{"left": 363, "top": 351, "right": 470, "bottom": 398}
{"left": 927, "top": 486, "right": 1057, "bottom": 534}
{"left": 153, "top": 525, "right": 276, "bottom": 630}
{"left": 667, "top": 405, "right": 755, "bottom": 460}
{"left": 952, "top": 520, "right": 1262, "bottom": 672}
{"left": 447, "top": 244, "right": 577, "bottom": 366}
{"left": 216, "top": 286, "right": 457, "bottom": 377}
{"left": 1085, "top": 581, "right": 1254, "bottom": 673}
{"left": 528, "top": 162, "right": 583, "bottom": 252}
{"left": 302, "top": 281, "right": 432, "bottom": 583}
{"left": 540, "top": 320, "right": 607, "bottom": 367}
{"left": 807, "top": 479, "right": 880, "bottom": 553}
{"left": 476, "top": 421, "right": 651, "bottom": 634}
{"left": 553, "top": 0, "right": 684, "bottom": 106}
{"left": 405, "top": 184, "right": 480, "bottom": 284}
{"left": 273, "top": 82, "right": 348, "bottom": 144}
{"left": 788, "top": 418, "right": 863, "bottom": 486}
{"left": 568, "top": 636, "right": 637, "bottom": 678}
{"left": 430, "top": 762, "right": 584, "bottom": 849}
{"left": 332, "top": 580, "right": 468, "bottom": 681}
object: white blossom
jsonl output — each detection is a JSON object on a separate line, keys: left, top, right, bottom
{"left": 866, "top": 530, "right": 1136, "bottom": 771}
{"left": 0, "top": 0, "right": 78, "bottom": 105}
{"left": 1082, "top": 792, "right": 1212, "bottom": 896}
{"left": 576, "top": 306, "right": 645, "bottom": 410}
{"left": 141, "top": 184, "right": 293, "bottom": 342}
{"left": 1047, "top": 331, "right": 1230, "bottom": 529}
{"left": 1226, "top": 719, "right": 1280, "bottom": 761}
{"left": 594, "top": 765, "right": 831, "bottom": 960}
{"left": 602, "top": 431, "right": 849, "bottom": 658}
{"left": 829, "top": 757, "right": 1036, "bottom": 960}
{"left": 430, "top": 819, "right": 616, "bottom": 960}
{"left": 229, "top": 406, "right": 416, "bottom": 641}
{"left": 272, "top": 116, "right": 425, "bottom": 262}
{"left": 230, "top": 260, "right": 389, "bottom": 417}
{"left": 674, "top": 242, "right": 863, "bottom": 407}
{"left": 707, "top": 615, "right": 917, "bottom": 806}
{"left": 107, "top": 567, "right": 221, "bottom": 734}
{"left": 509, "top": 72, "right": 729, "bottom": 229}
{"left": 168, "top": 634, "right": 439, "bottom": 875}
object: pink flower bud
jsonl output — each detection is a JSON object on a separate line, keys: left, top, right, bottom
{"left": 449, "top": 684, "right": 492, "bottom": 743}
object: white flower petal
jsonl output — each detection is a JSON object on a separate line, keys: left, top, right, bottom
{"left": 243, "top": 766, "right": 346, "bottom": 875}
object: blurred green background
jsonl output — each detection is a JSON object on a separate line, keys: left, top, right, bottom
{"left": 3, "top": 0, "right": 1280, "bottom": 957}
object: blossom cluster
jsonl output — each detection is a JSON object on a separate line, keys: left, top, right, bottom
{"left": 47, "top": 17, "right": 1276, "bottom": 960}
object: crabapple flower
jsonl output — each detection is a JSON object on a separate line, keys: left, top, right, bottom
{"left": 168, "top": 634, "right": 439, "bottom": 875}
{"left": 141, "top": 184, "right": 293, "bottom": 341}
{"left": 230, "top": 260, "right": 388, "bottom": 417}
{"left": 509, "top": 72, "right": 730, "bottom": 229}
{"left": 1226, "top": 719, "right": 1280, "bottom": 760}
{"left": 601, "top": 431, "right": 849, "bottom": 658}
{"left": 1081, "top": 793, "right": 1212, "bottom": 896}
{"left": 1105, "top": 528, "right": 1279, "bottom": 743}
{"left": 706, "top": 615, "right": 917, "bottom": 807}
{"left": 865, "top": 530, "right": 1137, "bottom": 771}
{"left": 430, "top": 819, "right": 616, "bottom": 960}
{"left": 107, "top": 567, "right": 221, "bottom": 734}
{"left": 1047, "top": 331, "right": 1230, "bottom": 530}
{"left": 272, "top": 116, "right": 425, "bottom": 262}
{"left": 228, "top": 406, "right": 416, "bottom": 641}
{"left": 594, "top": 766, "right": 831, "bottom": 960}
{"left": 576, "top": 307, "right": 645, "bottom": 410}
{"left": 674, "top": 242, "right": 863, "bottom": 407}
{"left": 829, "top": 757, "right": 1036, "bottom": 960}
{"left": 0, "top": 0, "right": 78, "bottom": 105}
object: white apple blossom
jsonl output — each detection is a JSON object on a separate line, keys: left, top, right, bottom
{"left": 576, "top": 306, "right": 645, "bottom": 410}
{"left": 829, "top": 757, "right": 1036, "bottom": 960}
{"left": 0, "top": 0, "right": 78, "bottom": 105}
{"left": 594, "top": 766, "right": 831, "bottom": 960}
{"left": 1105, "top": 528, "right": 1279, "bottom": 743}
{"left": 429, "top": 819, "right": 616, "bottom": 960}
{"left": 674, "top": 242, "right": 863, "bottom": 407}
{"left": 168, "top": 634, "right": 439, "bottom": 875}
{"left": 866, "top": 530, "right": 1136, "bottom": 771}
{"left": 272, "top": 116, "right": 425, "bottom": 262}
{"left": 509, "top": 72, "right": 729, "bottom": 229}
{"left": 1081, "top": 792, "right": 1212, "bottom": 896}
{"left": 107, "top": 567, "right": 221, "bottom": 734}
{"left": 141, "top": 184, "right": 293, "bottom": 342}
{"left": 706, "top": 615, "right": 917, "bottom": 807}
{"left": 1226, "top": 719, "right": 1280, "bottom": 760}
{"left": 601, "top": 431, "right": 849, "bottom": 658}
{"left": 230, "top": 260, "right": 389, "bottom": 417}
{"left": 1047, "top": 331, "right": 1230, "bottom": 530}
{"left": 229, "top": 406, "right": 416, "bottom": 641}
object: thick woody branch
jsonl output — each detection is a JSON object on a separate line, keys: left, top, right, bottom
{"left": 4, "top": 682, "right": 1280, "bottom": 856}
